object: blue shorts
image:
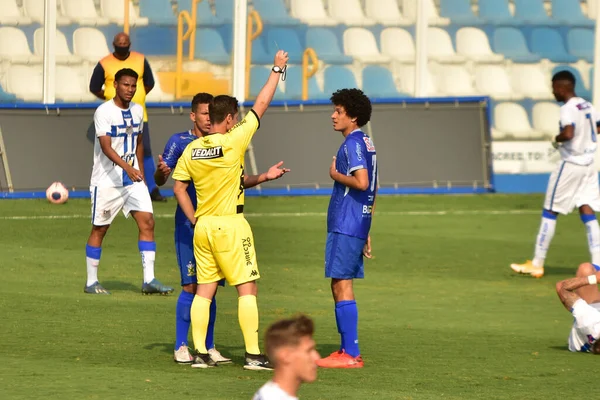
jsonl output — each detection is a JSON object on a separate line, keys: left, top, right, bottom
{"left": 175, "top": 220, "right": 225, "bottom": 287}
{"left": 325, "top": 232, "right": 366, "bottom": 279}
{"left": 594, "top": 264, "right": 600, "bottom": 271}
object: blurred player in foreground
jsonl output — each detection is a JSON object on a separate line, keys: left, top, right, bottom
{"left": 84, "top": 68, "right": 173, "bottom": 295}
{"left": 171, "top": 50, "right": 290, "bottom": 369}
{"left": 511, "top": 70, "right": 600, "bottom": 278}
{"left": 155, "top": 92, "right": 290, "bottom": 364}
{"left": 555, "top": 262, "right": 600, "bottom": 353}
{"left": 317, "top": 89, "right": 376, "bottom": 369}
{"left": 252, "top": 315, "right": 320, "bottom": 399}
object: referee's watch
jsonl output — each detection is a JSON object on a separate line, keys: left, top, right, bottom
{"left": 272, "top": 66, "right": 284, "bottom": 73}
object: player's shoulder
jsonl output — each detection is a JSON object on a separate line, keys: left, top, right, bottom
{"left": 94, "top": 100, "right": 117, "bottom": 117}
{"left": 168, "top": 131, "right": 195, "bottom": 146}
{"left": 231, "top": 109, "right": 260, "bottom": 132}
{"left": 347, "top": 130, "right": 376, "bottom": 152}
{"left": 130, "top": 102, "right": 144, "bottom": 114}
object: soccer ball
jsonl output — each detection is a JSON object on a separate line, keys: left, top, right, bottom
{"left": 46, "top": 182, "right": 69, "bottom": 204}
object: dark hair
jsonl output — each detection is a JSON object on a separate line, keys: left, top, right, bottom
{"left": 265, "top": 314, "right": 314, "bottom": 365}
{"left": 552, "top": 70, "right": 576, "bottom": 85}
{"left": 330, "top": 88, "right": 372, "bottom": 127}
{"left": 209, "top": 95, "right": 239, "bottom": 125}
{"left": 115, "top": 68, "right": 138, "bottom": 82}
{"left": 191, "top": 92, "right": 214, "bottom": 113}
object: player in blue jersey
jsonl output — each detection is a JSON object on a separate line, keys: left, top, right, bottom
{"left": 154, "top": 92, "right": 290, "bottom": 364}
{"left": 316, "top": 88, "right": 376, "bottom": 369}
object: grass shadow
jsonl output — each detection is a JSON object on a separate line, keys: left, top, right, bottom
{"left": 543, "top": 266, "right": 578, "bottom": 276}
{"left": 103, "top": 280, "right": 140, "bottom": 293}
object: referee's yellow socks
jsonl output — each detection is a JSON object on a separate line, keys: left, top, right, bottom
{"left": 191, "top": 295, "right": 211, "bottom": 354}
{"left": 238, "top": 295, "right": 260, "bottom": 355}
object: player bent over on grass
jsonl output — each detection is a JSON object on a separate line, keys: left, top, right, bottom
{"left": 252, "top": 315, "right": 320, "bottom": 399}
{"left": 154, "top": 92, "right": 289, "bottom": 364}
{"left": 511, "top": 70, "right": 600, "bottom": 278}
{"left": 84, "top": 68, "right": 173, "bottom": 295}
{"left": 171, "top": 50, "right": 289, "bottom": 370}
{"left": 317, "top": 89, "right": 377, "bottom": 369}
{"left": 555, "top": 262, "right": 600, "bottom": 353}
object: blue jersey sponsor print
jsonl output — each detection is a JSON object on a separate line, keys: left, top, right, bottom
{"left": 162, "top": 130, "right": 198, "bottom": 223}
{"left": 327, "top": 130, "right": 377, "bottom": 240}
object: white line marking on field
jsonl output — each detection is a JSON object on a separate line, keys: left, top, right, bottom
{"left": 0, "top": 209, "right": 542, "bottom": 221}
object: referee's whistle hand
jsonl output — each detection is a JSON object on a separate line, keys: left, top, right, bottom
{"left": 274, "top": 50, "right": 289, "bottom": 68}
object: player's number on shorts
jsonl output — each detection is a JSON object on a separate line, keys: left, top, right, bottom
{"left": 586, "top": 113, "right": 597, "bottom": 143}
{"left": 370, "top": 155, "right": 377, "bottom": 192}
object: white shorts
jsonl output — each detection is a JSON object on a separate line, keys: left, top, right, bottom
{"left": 543, "top": 161, "right": 600, "bottom": 214}
{"left": 90, "top": 182, "right": 153, "bottom": 226}
{"left": 568, "top": 300, "right": 600, "bottom": 352}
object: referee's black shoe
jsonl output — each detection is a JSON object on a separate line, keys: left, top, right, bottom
{"left": 150, "top": 187, "right": 167, "bottom": 202}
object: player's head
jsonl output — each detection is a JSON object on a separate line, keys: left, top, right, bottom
{"left": 265, "top": 314, "right": 320, "bottom": 383}
{"left": 552, "top": 70, "right": 576, "bottom": 102}
{"left": 330, "top": 88, "right": 372, "bottom": 135}
{"left": 113, "top": 32, "right": 131, "bottom": 58}
{"left": 114, "top": 68, "right": 138, "bottom": 103}
{"left": 190, "top": 92, "right": 214, "bottom": 135}
{"left": 209, "top": 95, "right": 239, "bottom": 131}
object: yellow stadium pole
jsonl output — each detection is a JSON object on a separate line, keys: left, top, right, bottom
{"left": 188, "top": 0, "right": 200, "bottom": 60}
{"left": 302, "top": 48, "right": 318, "bottom": 101}
{"left": 124, "top": 0, "right": 130, "bottom": 34}
{"left": 245, "top": 11, "right": 262, "bottom": 100}
{"left": 176, "top": 11, "right": 193, "bottom": 99}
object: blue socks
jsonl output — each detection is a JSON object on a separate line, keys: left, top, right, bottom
{"left": 335, "top": 300, "right": 360, "bottom": 357}
{"left": 143, "top": 155, "right": 157, "bottom": 192}
{"left": 175, "top": 292, "right": 218, "bottom": 350}
{"left": 175, "top": 291, "right": 194, "bottom": 349}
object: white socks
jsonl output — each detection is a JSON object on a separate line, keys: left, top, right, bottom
{"left": 139, "top": 241, "right": 157, "bottom": 284}
{"left": 86, "top": 257, "right": 100, "bottom": 286}
{"left": 582, "top": 216, "right": 600, "bottom": 265}
{"left": 533, "top": 213, "right": 557, "bottom": 268}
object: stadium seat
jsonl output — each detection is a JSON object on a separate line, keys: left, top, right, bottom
{"left": 0, "top": 0, "right": 33, "bottom": 25}
{"left": 214, "top": 0, "right": 234, "bottom": 23}
{"left": 365, "top": 0, "right": 412, "bottom": 26}
{"left": 427, "top": 28, "right": 466, "bottom": 63}
{"left": 139, "top": 0, "right": 177, "bottom": 25}
{"left": 551, "top": 0, "right": 594, "bottom": 26}
{"left": 251, "top": 37, "right": 274, "bottom": 64}
{"left": 328, "top": 0, "right": 376, "bottom": 26}
{"left": 323, "top": 66, "right": 358, "bottom": 94}
{"left": 54, "top": 66, "right": 92, "bottom": 102}
{"left": 266, "top": 28, "right": 304, "bottom": 64}
{"left": 589, "top": 0, "right": 598, "bottom": 19}
{"left": 100, "top": 0, "right": 149, "bottom": 26}
{"left": 510, "top": 65, "right": 554, "bottom": 100}
{"left": 250, "top": 66, "right": 285, "bottom": 100}
{"left": 532, "top": 101, "right": 561, "bottom": 137}
{"left": 145, "top": 74, "right": 175, "bottom": 102}
{"left": 403, "top": 0, "right": 451, "bottom": 25}
{"left": 285, "top": 65, "right": 325, "bottom": 100}
{"left": 60, "top": 0, "right": 110, "bottom": 25}
{"left": 194, "top": 29, "right": 230, "bottom": 65}
{"left": 395, "top": 65, "right": 437, "bottom": 96}
{"left": 492, "top": 27, "right": 542, "bottom": 63}
{"left": 474, "top": 65, "right": 518, "bottom": 100}
{"left": 0, "top": 27, "right": 41, "bottom": 64}
{"left": 456, "top": 27, "right": 504, "bottom": 63}
{"left": 530, "top": 27, "right": 579, "bottom": 63}
{"left": 305, "top": 28, "right": 353, "bottom": 64}
{"left": 567, "top": 28, "right": 594, "bottom": 62}
{"left": 478, "top": 0, "right": 519, "bottom": 25}
{"left": 23, "top": 0, "right": 71, "bottom": 25}
{"left": 179, "top": 0, "right": 224, "bottom": 25}
{"left": 5, "top": 65, "right": 43, "bottom": 102}
{"left": 362, "top": 66, "right": 406, "bottom": 98}
{"left": 0, "top": 83, "right": 17, "bottom": 102}
{"left": 381, "top": 28, "right": 415, "bottom": 63}
{"left": 343, "top": 28, "right": 391, "bottom": 64}
{"left": 552, "top": 65, "right": 591, "bottom": 100}
{"left": 439, "top": 0, "right": 485, "bottom": 25}
{"left": 513, "top": 0, "right": 560, "bottom": 25}
{"left": 73, "top": 27, "right": 111, "bottom": 63}
{"left": 436, "top": 65, "right": 479, "bottom": 96}
{"left": 494, "top": 102, "right": 541, "bottom": 139}
{"left": 252, "top": 0, "right": 300, "bottom": 26}
{"left": 290, "top": 0, "right": 337, "bottom": 26}
{"left": 33, "top": 28, "right": 81, "bottom": 65}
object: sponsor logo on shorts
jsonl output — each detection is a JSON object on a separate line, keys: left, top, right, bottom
{"left": 186, "top": 261, "right": 195, "bottom": 277}
{"left": 191, "top": 146, "right": 224, "bottom": 159}
{"left": 250, "top": 270, "right": 258, "bottom": 277}
{"left": 102, "top": 209, "right": 111, "bottom": 218}
{"left": 242, "top": 237, "right": 253, "bottom": 266}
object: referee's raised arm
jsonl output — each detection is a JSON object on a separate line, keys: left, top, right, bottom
{"left": 251, "top": 50, "right": 289, "bottom": 119}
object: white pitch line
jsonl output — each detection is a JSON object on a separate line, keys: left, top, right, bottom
{"left": 0, "top": 209, "right": 542, "bottom": 221}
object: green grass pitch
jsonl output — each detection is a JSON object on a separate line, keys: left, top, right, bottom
{"left": 0, "top": 194, "right": 597, "bottom": 399}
